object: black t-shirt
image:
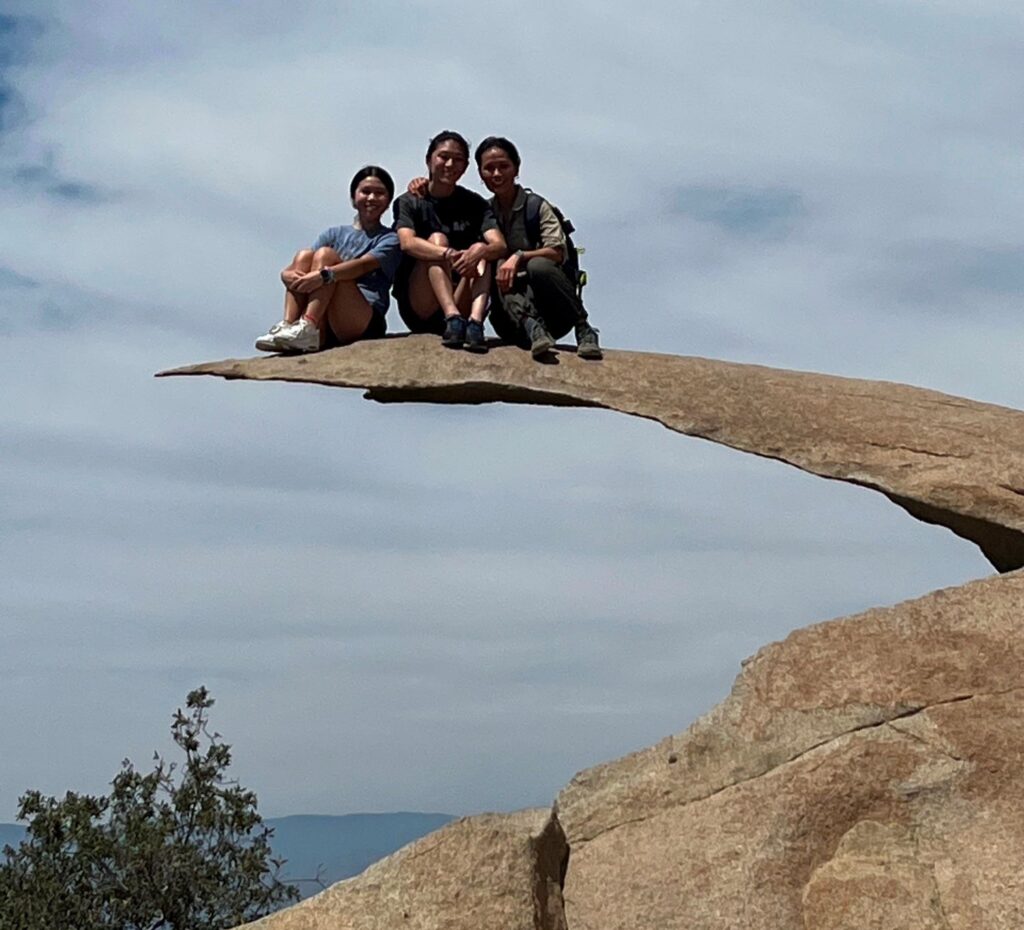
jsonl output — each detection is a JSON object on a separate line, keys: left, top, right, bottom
{"left": 393, "top": 186, "right": 498, "bottom": 251}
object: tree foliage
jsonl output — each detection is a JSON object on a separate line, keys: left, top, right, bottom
{"left": 0, "top": 688, "right": 298, "bottom": 930}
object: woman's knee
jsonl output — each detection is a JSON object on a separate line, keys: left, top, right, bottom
{"left": 313, "top": 246, "right": 342, "bottom": 267}
{"left": 291, "top": 249, "right": 315, "bottom": 268}
{"left": 525, "top": 257, "right": 559, "bottom": 279}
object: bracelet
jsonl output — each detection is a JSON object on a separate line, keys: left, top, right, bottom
{"left": 442, "top": 247, "right": 453, "bottom": 261}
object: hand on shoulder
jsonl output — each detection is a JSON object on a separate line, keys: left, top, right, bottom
{"left": 407, "top": 177, "right": 429, "bottom": 198}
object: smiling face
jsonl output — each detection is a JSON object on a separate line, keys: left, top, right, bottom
{"left": 427, "top": 141, "right": 469, "bottom": 188}
{"left": 478, "top": 146, "right": 518, "bottom": 197}
{"left": 352, "top": 176, "right": 391, "bottom": 225}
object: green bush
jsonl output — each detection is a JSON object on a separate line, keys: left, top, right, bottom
{"left": 0, "top": 688, "right": 298, "bottom": 929}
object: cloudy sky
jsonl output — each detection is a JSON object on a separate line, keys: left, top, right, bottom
{"left": 1, "top": 2, "right": 1021, "bottom": 820}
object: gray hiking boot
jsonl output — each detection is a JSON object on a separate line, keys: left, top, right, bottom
{"left": 575, "top": 323, "right": 603, "bottom": 360}
{"left": 524, "top": 318, "right": 555, "bottom": 359}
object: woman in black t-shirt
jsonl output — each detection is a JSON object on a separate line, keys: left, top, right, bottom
{"left": 392, "top": 131, "right": 506, "bottom": 353}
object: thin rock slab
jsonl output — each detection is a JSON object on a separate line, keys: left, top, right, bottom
{"left": 557, "top": 570, "right": 1024, "bottom": 929}
{"left": 159, "top": 336, "right": 1024, "bottom": 570}
{"left": 237, "top": 808, "right": 567, "bottom": 930}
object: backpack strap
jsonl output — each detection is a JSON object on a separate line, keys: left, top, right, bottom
{"left": 523, "top": 190, "right": 544, "bottom": 249}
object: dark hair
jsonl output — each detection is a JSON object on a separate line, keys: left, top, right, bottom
{"left": 426, "top": 130, "right": 470, "bottom": 162}
{"left": 349, "top": 165, "right": 395, "bottom": 201}
{"left": 474, "top": 136, "right": 521, "bottom": 169}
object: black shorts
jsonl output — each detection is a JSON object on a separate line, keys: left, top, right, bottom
{"left": 398, "top": 301, "right": 446, "bottom": 335}
{"left": 323, "top": 310, "right": 387, "bottom": 348}
{"left": 393, "top": 270, "right": 459, "bottom": 336}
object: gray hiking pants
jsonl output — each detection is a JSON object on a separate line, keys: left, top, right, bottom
{"left": 489, "top": 258, "right": 588, "bottom": 344}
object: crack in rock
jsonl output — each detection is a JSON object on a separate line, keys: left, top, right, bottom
{"left": 864, "top": 440, "right": 972, "bottom": 460}
{"left": 885, "top": 721, "right": 965, "bottom": 763}
{"left": 574, "top": 689, "right": 1020, "bottom": 847}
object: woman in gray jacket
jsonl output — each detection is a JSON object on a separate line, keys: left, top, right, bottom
{"left": 475, "top": 136, "right": 602, "bottom": 360}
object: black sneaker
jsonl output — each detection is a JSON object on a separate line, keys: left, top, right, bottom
{"left": 576, "top": 324, "right": 603, "bottom": 360}
{"left": 442, "top": 315, "right": 467, "bottom": 348}
{"left": 464, "top": 320, "right": 488, "bottom": 353}
{"left": 525, "top": 318, "right": 555, "bottom": 359}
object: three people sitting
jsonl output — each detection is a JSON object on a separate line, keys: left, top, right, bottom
{"left": 256, "top": 132, "right": 601, "bottom": 360}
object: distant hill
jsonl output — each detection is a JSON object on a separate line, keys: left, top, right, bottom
{"left": 1, "top": 812, "right": 455, "bottom": 898}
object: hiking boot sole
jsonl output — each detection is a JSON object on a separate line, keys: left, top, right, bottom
{"left": 530, "top": 335, "right": 556, "bottom": 358}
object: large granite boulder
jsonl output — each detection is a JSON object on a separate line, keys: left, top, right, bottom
{"left": 557, "top": 569, "right": 1024, "bottom": 929}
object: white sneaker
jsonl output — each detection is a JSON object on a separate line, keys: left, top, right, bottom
{"left": 255, "top": 321, "right": 288, "bottom": 352}
{"left": 272, "top": 318, "right": 320, "bottom": 353}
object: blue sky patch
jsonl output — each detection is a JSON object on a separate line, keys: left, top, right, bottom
{"left": 11, "top": 160, "right": 114, "bottom": 203}
{"left": 0, "top": 14, "right": 43, "bottom": 68}
{"left": 0, "top": 264, "right": 39, "bottom": 289}
{"left": 670, "top": 184, "right": 805, "bottom": 237}
{"left": 0, "top": 86, "right": 14, "bottom": 132}
{"left": 0, "top": 14, "right": 43, "bottom": 133}
{"left": 887, "top": 240, "right": 1024, "bottom": 307}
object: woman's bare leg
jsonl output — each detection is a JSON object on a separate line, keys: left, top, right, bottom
{"left": 325, "top": 280, "right": 374, "bottom": 345}
{"left": 453, "top": 275, "right": 473, "bottom": 318}
{"left": 469, "top": 260, "right": 492, "bottom": 323}
{"left": 450, "top": 259, "right": 492, "bottom": 321}
{"left": 283, "top": 249, "right": 314, "bottom": 323}
{"left": 423, "top": 233, "right": 460, "bottom": 319}
{"left": 302, "top": 247, "right": 344, "bottom": 333}
{"left": 406, "top": 258, "right": 441, "bottom": 321}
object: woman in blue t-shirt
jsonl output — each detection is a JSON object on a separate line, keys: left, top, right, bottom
{"left": 256, "top": 166, "right": 403, "bottom": 353}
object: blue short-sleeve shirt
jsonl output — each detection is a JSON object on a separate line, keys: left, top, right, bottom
{"left": 312, "top": 223, "right": 401, "bottom": 316}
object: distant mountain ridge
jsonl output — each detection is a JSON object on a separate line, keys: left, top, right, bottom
{"left": 1, "top": 812, "right": 455, "bottom": 898}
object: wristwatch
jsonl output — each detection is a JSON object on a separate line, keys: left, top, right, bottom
{"left": 320, "top": 268, "right": 335, "bottom": 284}
{"left": 514, "top": 249, "right": 525, "bottom": 263}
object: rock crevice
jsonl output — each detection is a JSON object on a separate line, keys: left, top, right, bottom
{"left": 565, "top": 687, "right": 1009, "bottom": 848}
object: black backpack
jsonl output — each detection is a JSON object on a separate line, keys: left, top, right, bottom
{"left": 523, "top": 191, "right": 588, "bottom": 299}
